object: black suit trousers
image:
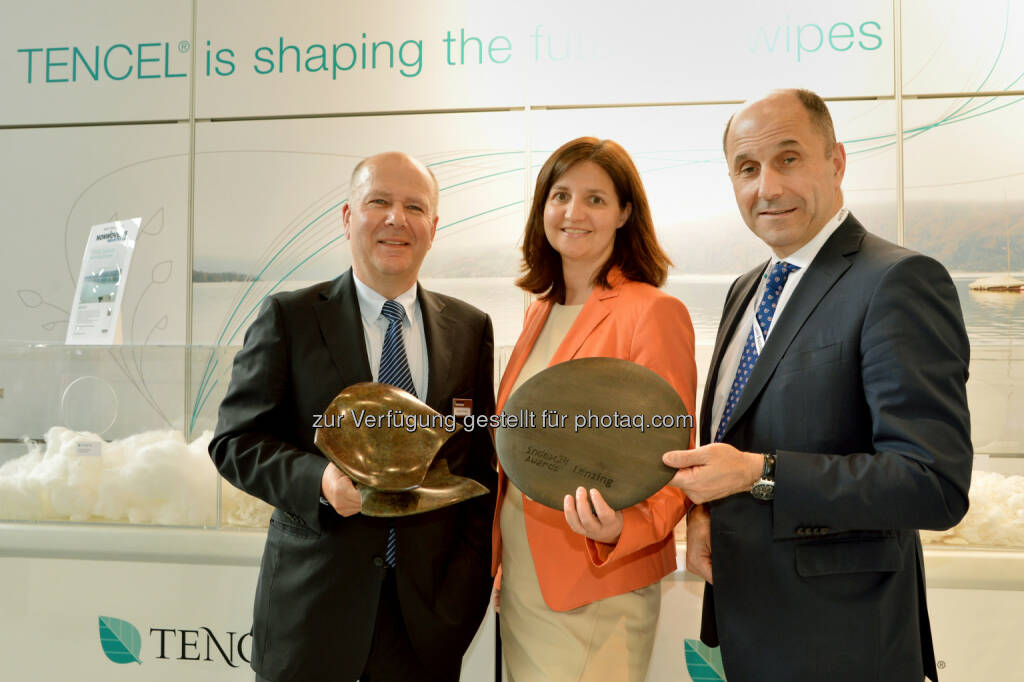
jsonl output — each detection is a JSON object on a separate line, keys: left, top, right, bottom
{"left": 255, "top": 571, "right": 460, "bottom": 682}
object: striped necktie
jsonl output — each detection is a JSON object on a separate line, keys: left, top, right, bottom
{"left": 378, "top": 299, "right": 416, "bottom": 567}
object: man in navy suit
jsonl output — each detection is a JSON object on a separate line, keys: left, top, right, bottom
{"left": 663, "top": 89, "right": 972, "bottom": 681}
{"left": 210, "top": 152, "right": 496, "bottom": 681}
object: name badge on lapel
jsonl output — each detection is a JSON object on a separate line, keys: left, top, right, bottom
{"left": 452, "top": 398, "right": 473, "bottom": 417}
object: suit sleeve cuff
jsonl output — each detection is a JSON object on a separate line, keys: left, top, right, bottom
{"left": 294, "top": 453, "right": 332, "bottom": 529}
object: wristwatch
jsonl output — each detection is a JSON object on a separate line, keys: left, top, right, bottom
{"left": 750, "top": 453, "right": 776, "bottom": 501}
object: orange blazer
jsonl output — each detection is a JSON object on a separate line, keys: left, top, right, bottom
{"left": 491, "top": 271, "right": 696, "bottom": 611}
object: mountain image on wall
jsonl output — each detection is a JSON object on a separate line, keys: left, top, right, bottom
{"left": 905, "top": 201, "right": 1024, "bottom": 273}
{"left": 192, "top": 201, "right": 1024, "bottom": 281}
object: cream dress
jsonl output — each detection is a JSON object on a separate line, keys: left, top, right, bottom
{"left": 499, "top": 303, "right": 660, "bottom": 682}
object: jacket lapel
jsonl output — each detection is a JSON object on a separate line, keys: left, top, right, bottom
{"left": 496, "top": 298, "right": 552, "bottom": 412}
{"left": 548, "top": 286, "right": 616, "bottom": 365}
{"left": 494, "top": 271, "right": 623, "bottom": 412}
{"left": 419, "top": 287, "right": 456, "bottom": 413}
{"left": 313, "top": 269, "right": 372, "bottom": 390}
{"left": 719, "top": 215, "right": 865, "bottom": 440}
{"left": 699, "top": 265, "right": 765, "bottom": 444}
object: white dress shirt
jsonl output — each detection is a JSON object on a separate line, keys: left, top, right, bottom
{"left": 710, "top": 207, "right": 849, "bottom": 437}
{"left": 351, "top": 273, "right": 429, "bottom": 399}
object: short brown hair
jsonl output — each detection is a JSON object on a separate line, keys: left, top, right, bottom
{"left": 516, "top": 137, "right": 671, "bottom": 302}
{"left": 722, "top": 88, "right": 837, "bottom": 157}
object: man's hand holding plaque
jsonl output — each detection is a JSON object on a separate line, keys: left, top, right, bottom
{"left": 314, "top": 382, "right": 488, "bottom": 517}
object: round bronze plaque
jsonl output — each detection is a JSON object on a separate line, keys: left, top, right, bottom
{"left": 495, "top": 357, "right": 690, "bottom": 510}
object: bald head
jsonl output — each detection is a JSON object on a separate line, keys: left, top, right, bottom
{"left": 720, "top": 87, "right": 846, "bottom": 259}
{"left": 350, "top": 152, "right": 439, "bottom": 219}
{"left": 723, "top": 89, "right": 836, "bottom": 159}
{"left": 342, "top": 151, "right": 440, "bottom": 298}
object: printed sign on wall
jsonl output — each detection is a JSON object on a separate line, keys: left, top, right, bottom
{"left": 2, "top": 0, "right": 897, "bottom": 125}
{"left": 66, "top": 218, "right": 140, "bottom": 344}
{"left": 1, "top": 0, "right": 192, "bottom": 125}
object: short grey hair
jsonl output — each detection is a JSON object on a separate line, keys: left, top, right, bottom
{"left": 349, "top": 153, "right": 440, "bottom": 217}
{"left": 722, "top": 88, "right": 837, "bottom": 158}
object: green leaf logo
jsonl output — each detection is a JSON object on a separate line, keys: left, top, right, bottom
{"left": 684, "top": 638, "right": 726, "bottom": 681}
{"left": 98, "top": 616, "right": 142, "bottom": 665}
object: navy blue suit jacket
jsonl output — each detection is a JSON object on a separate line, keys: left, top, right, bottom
{"left": 698, "top": 215, "right": 972, "bottom": 681}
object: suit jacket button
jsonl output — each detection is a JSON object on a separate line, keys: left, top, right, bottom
{"left": 373, "top": 556, "right": 384, "bottom": 567}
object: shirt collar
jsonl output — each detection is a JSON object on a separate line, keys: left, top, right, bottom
{"left": 769, "top": 206, "right": 848, "bottom": 271}
{"left": 352, "top": 272, "right": 418, "bottom": 325}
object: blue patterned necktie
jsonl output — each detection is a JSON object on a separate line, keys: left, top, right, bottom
{"left": 378, "top": 299, "right": 416, "bottom": 567}
{"left": 714, "top": 261, "right": 800, "bottom": 442}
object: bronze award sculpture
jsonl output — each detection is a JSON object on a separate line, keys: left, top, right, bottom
{"left": 495, "top": 357, "right": 691, "bottom": 510}
{"left": 314, "top": 383, "right": 488, "bottom": 517}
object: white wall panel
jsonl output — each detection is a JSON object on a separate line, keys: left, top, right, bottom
{"left": 525, "top": 0, "right": 894, "bottom": 105}
{"left": 1, "top": 1, "right": 193, "bottom": 125}
{"left": 903, "top": 0, "right": 1024, "bottom": 96}
{"left": 531, "top": 100, "right": 898, "bottom": 274}
{"left": 194, "top": 0, "right": 894, "bottom": 118}
{"left": 192, "top": 112, "right": 528, "bottom": 349}
{"left": 0, "top": 124, "right": 190, "bottom": 344}
{"left": 902, "top": 96, "right": 1024, "bottom": 274}
{"left": 529, "top": 102, "right": 899, "bottom": 347}
{"left": 195, "top": 0, "right": 531, "bottom": 118}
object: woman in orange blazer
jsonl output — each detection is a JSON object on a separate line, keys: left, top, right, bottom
{"left": 493, "top": 137, "right": 696, "bottom": 681}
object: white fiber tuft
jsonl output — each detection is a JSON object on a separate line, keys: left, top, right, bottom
{"left": 0, "top": 427, "right": 271, "bottom": 528}
{"left": 921, "top": 470, "right": 1024, "bottom": 547}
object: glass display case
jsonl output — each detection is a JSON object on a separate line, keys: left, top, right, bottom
{"left": 2, "top": 341, "right": 1021, "bottom": 547}
{"left": 0, "top": 343, "right": 271, "bottom": 529}
{"left": 921, "top": 345, "right": 1024, "bottom": 549}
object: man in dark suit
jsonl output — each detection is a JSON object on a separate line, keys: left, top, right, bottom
{"left": 662, "top": 89, "right": 972, "bottom": 681}
{"left": 210, "top": 152, "right": 496, "bottom": 682}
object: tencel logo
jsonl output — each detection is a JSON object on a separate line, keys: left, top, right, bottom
{"left": 97, "top": 614, "right": 252, "bottom": 668}
{"left": 98, "top": 616, "right": 142, "bottom": 665}
{"left": 685, "top": 638, "right": 726, "bottom": 681}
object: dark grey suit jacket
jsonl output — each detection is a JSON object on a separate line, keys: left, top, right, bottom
{"left": 209, "top": 269, "right": 496, "bottom": 682}
{"left": 698, "top": 215, "right": 972, "bottom": 682}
